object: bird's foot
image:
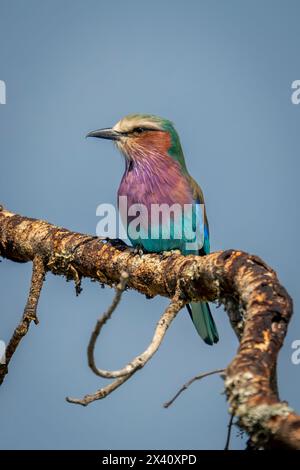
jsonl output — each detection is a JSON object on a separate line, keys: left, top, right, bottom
{"left": 129, "top": 245, "right": 145, "bottom": 257}
{"left": 106, "top": 238, "right": 128, "bottom": 250}
{"left": 160, "top": 249, "right": 181, "bottom": 259}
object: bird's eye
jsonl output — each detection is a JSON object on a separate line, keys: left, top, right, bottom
{"left": 134, "top": 127, "right": 145, "bottom": 134}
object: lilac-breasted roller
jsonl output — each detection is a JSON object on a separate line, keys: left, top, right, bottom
{"left": 87, "top": 114, "right": 219, "bottom": 345}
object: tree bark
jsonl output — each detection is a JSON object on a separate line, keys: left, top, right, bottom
{"left": 0, "top": 207, "right": 298, "bottom": 449}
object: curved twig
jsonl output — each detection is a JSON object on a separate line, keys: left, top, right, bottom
{"left": 66, "top": 297, "right": 185, "bottom": 406}
{"left": 87, "top": 271, "right": 129, "bottom": 378}
{"left": 88, "top": 292, "right": 185, "bottom": 379}
{"left": 66, "top": 374, "right": 130, "bottom": 406}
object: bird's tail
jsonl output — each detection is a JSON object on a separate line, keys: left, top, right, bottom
{"left": 188, "top": 302, "right": 219, "bottom": 345}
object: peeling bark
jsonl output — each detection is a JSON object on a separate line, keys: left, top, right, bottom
{"left": 0, "top": 207, "right": 298, "bottom": 449}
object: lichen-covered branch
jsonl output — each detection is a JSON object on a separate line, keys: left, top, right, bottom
{"left": 0, "top": 207, "right": 298, "bottom": 449}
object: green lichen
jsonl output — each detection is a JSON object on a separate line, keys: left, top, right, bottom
{"left": 225, "top": 371, "right": 294, "bottom": 445}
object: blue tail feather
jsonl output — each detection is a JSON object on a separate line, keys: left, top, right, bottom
{"left": 187, "top": 302, "right": 219, "bottom": 345}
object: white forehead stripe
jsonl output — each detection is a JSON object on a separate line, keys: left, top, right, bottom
{"left": 113, "top": 116, "right": 162, "bottom": 133}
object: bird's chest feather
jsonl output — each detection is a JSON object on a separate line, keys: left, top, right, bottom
{"left": 118, "top": 157, "right": 193, "bottom": 209}
{"left": 117, "top": 154, "right": 197, "bottom": 253}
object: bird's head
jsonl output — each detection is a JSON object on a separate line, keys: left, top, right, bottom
{"left": 87, "top": 114, "right": 187, "bottom": 169}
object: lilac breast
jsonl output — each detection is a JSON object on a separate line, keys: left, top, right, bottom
{"left": 118, "top": 154, "right": 193, "bottom": 212}
{"left": 117, "top": 153, "right": 194, "bottom": 251}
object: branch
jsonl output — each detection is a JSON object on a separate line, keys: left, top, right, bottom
{"left": 87, "top": 271, "right": 129, "bottom": 378}
{"left": 66, "top": 296, "right": 185, "bottom": 406}
{"left": 224, "top": 413, "right": 235, "bottom": 450}
{"left": 86, "top": 291, "right": 185, "bottom": 380}
{"left": 0, "top": 207, "right": 298, "bottom": 449}
{"left": 163, "top": 368, "right": 225, "bottom": 408}
{"left": 0, "top": 254, "right": 45, "bottom": 384}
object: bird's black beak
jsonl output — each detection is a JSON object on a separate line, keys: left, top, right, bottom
{"left": 86, "top": 128, "right": 121, "bottom": 141}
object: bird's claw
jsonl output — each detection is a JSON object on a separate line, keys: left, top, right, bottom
{"left": 106, "top": 238, "right": 128, "bottom": 250}
{"left": 129, "top": 245, "right": 145, "bottom": 257}
{"left": 159, "top": 249, "right": 181, "bottom": 260}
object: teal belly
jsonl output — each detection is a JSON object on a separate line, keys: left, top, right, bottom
{"left": 128, "top": 220, "right": 200, "bottom": 256}
{"left": 126, "top": 201, "right": 206, "bottom": 256}
{"left": 132, "top": 236, "right": 187, "bottom": 253}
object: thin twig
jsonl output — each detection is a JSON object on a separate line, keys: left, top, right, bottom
{"left": 66, "top": 374, "right": 131, "bottom": 406}
{"left": 66, "top": 296, "right": 185, "bottom": 406}
{"left": 163, "top": 368, "right": 225, "bottom": 408}
{"left": 88, "top": 291, "right": 185, "bottom": 379}
{"left": 0, "top": 255, "right": 45, "bottom": 385}
{"left": 224, "top": 413, "right": 234, "bottom": 450}
{"left": 87, "top": 271, "right": 129, "bottom": 378}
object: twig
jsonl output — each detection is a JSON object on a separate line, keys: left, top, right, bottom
{"left": 163, "top": 368, "right": 225, "bottom": 408}
{"left": 88, "top": 287, "right": 185, "bottom": 379}
{"left": 224, "top": 413, "right": 234, "bottom": 450}
{"left": 88, "top": 271, "right": 129, "bottom": 378}
{"left": 66, "top": 374, "right": 131, "bottom": 406}
{"left": 0, "top": 255, "right": 45, "bottom": 385}
{"left": 66, "top": 296, "right": 185, "bottom": 406}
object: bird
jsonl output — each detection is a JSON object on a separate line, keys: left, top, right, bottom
{"left": 87, "top": 114, "right": 219, "bottom": 345}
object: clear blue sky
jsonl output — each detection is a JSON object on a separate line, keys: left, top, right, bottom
{"left": 0, "top": 0, "right": 299, "bottom": 450}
